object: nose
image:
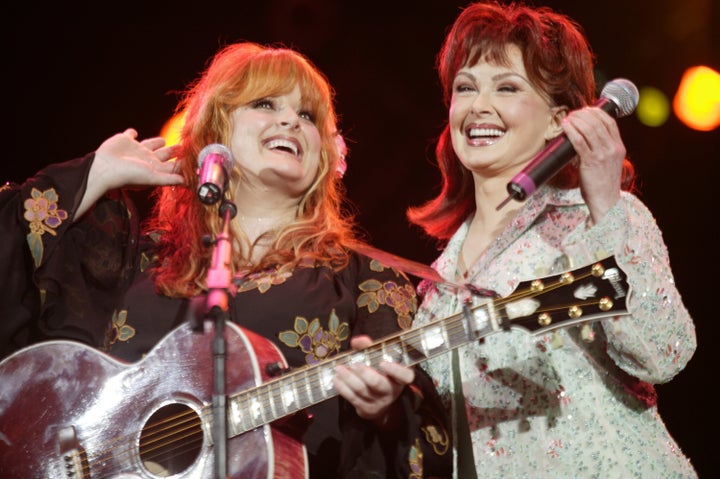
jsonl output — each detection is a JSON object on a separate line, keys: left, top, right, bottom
{"left": 279, "top": 108, "right": 301, "bottom": 130}
{"left": 470, "top": 91, "right": 492, "bottom": 115}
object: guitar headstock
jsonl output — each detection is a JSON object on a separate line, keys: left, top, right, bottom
{"left": 496, "top": 256, "right": 630, "bottom": 335}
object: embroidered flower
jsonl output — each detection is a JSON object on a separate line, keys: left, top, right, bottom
{"left": 23, "top": 188, "right": 69, "bottom": 266}
{"left": 278, "top": 310, "right": 349, "bottom": 365}
{"left": 546, "top": 438, "right": 563, "bottom": 458}
{"left": 664, "top": 341, "right": 683, "bottom": 364}
{"left": 358, "top": 279, "right": 417, "bottom": 330}
{"left": 139, "top": 251, "right": 155, "bottom": 273}
{"left": 104, "top": 309, "right": 136, "bottom": 350}
{"left": 421, "top": 423, "right": 451, "bottom": 456}
{"left": 484, "top": 437, "right": 507, "bottom": 457}
{"left": 418, "top": 392, "right": 451, "bottom": 458}
{"left": 408, "top": 438, "right": 424, "bottom": 479}
{"left": 234, "top": 263, "right": 295, "bottom": 293}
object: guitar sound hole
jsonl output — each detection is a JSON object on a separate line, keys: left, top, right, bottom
{"left": 139, "top": 403, "right": 203, "bottom": 476}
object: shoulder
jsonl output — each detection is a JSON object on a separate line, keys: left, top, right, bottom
{"left": 345, "top": 245, "right": 416, "bottom": 286}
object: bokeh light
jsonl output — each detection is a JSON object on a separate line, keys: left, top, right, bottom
{"left": 636, "top": 86, "right": 671, "bottom": 127}
{"left": 673, "top": 66, "right": 720, "bottom": 131}
{"left": 159, "top": 110, "right": 187, "bottom": 147}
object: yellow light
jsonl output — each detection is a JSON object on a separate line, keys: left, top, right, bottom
{"left": 673, "top": 66, "right": 720, "bottom": 131}
{"left": 637, "top": 86, "right": 670, "bottom": 127}
{"left": 159, "top": 110, "right": 187, "bottom": 146}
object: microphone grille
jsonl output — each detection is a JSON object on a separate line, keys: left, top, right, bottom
{"left": 600, "top": 78, "right": 639, "bottom": 118}
{"left": 197, "top": 143, "right": 234, "bottom": 169}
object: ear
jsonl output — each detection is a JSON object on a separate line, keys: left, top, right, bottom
{"left": 545, "top": 105, "right": 568, "bottom": 141}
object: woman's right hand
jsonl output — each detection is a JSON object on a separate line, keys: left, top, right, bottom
{"left": 77, "top": 128, "right": 185, "bottom": 218}
{"left": 562, "top": 108, "right": 626, "bottom": 225}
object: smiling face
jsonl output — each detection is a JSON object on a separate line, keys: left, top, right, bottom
{"left": 449, "top": 44, "right": 565, "bottom": 181}
{"left": 229, "top": 85, "right": 323, "bottom": 199}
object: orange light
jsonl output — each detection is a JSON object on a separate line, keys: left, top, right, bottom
{"left": 159, "top": 110, "right": 187, "bottom": 146}
{"left": 672, "top": 66, "right": 720, "bottom": 131}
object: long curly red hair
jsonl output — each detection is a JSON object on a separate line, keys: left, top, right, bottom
{"left": 145, "top": 42, "right": 358, "bottom": 297}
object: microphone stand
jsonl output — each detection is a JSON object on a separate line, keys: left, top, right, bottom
{"left": 202, "top": 199, "right": 237, "bottom": 479}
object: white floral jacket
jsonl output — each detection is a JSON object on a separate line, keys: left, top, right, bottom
{"left": 415, "top": 186, "right": 697, "bottom": 478}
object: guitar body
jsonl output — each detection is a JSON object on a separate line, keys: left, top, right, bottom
{"left": 0, "top": 321, "right": 307, "bottom": 479}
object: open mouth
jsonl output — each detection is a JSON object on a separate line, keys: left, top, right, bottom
{"left": 264, "top": 138, "right": 302, "bottom": 157}
{"left": 467, "top": 126, "right": 505, "bottom": 140}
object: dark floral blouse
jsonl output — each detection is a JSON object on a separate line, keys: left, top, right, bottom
{"left": 0, "top": 154, "right": 452, "bottom": 479}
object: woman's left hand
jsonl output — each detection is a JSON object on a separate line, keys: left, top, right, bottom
{"left": 562, "top": 106, "right": 627, "bottom": 223}
{"left": 333, "top": 335, "right": 414, "bottom": 428}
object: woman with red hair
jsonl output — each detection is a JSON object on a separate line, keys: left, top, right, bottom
{"left": 409, "top": 2, "right": 696, "bottom": 477}
{"left": 0, "top": 42, "right": 452, "bottom": 479}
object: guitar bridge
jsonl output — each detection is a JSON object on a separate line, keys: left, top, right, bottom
{"left": 58, "top": 426, "right": 87, "bottom": 479}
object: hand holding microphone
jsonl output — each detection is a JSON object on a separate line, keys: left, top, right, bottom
{"left": 496, "top": 78, "right": 639, "bottom": 210}
{"left": 196, "top": 143, "right": 235, "bottom": 205}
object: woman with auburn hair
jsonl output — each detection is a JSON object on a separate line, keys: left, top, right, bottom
{"left": 409, "top": 2, "right": 696, "bottom": 478}
{"left": 0, "top": 42, "right": 452, "bottom": 479}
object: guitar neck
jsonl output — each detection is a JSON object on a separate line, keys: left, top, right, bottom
{"left": 226, "top": 256, "right": 629, "bottom": 437}
{"left": 226, "top": 305, "right": 488, "bottom": 437}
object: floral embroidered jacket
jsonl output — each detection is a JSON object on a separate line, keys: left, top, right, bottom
{"left": 0, "top": 154, "right": 452, "bottom": 479}
{"left": 414, "top": 186, "right": 697, "bottom": 478}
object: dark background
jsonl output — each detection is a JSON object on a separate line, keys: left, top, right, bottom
{"left": 10, "top": 1, "right": 718, "bottom": 476}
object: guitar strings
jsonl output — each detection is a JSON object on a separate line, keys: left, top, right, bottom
{"left": 229, "top": 264, "right": 606, "bottom": 432}
{"left": 70, "top": 264, "right": 607, "bottom": 476}
{"left": 69, "top": 398, "right": 205, "bottom": 477}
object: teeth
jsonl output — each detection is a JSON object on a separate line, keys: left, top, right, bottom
{"left": 266, "top": 138, "right": 299, "bottom": 156}
{"left": 468, "top": 128, "right": 504, "bottom": 138}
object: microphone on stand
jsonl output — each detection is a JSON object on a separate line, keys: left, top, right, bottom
{"left": 496, "top": 78, "right": 639, "bottom": 210}
{"left": 194, "top": 143, "right": 237, "bottom": 479}
{"left": 196, "top": 143, "right": 235, "bottom": 205}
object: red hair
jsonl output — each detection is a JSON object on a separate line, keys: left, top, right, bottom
{"left": 145, "top": 43, "right": 357, "bottom": 297}
{"left": 408, "top": 1, "right": 636, "bottom": 242}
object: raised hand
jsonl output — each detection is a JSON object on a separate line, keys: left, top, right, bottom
{"left": 562, "top": 107, "right": 627, "bottom": 223}
{"left": 77, "top": 128, "right": 185, "bottom": 218}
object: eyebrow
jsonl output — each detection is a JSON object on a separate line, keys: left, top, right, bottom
{"left": 492, "top": 72, "right": 530, "bottom": 83}
{"left": 454, "top": 70, "right": 531, "bottom": 85}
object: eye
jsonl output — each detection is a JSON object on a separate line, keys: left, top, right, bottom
{"left": 453, "top": 81, "right": 476, "bottom": 93}
{"left": 298, "top": 109, "right": 316, "bottom": 122}
{"left": 497, "top": 83, "right": 519, "bottom": 93}
{"left": 251, "top": 98, "right": 275, "bottom": 110}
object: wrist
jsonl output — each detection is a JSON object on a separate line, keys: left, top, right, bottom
{"left": 371, "top": 401, "right": 402, "bottom": 431}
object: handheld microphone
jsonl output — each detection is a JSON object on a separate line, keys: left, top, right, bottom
{"left": 496, "top": 78, "right": 639, "bottom": 210}
{"left": 196, "top": 143, "right": 234, "bottom": 205}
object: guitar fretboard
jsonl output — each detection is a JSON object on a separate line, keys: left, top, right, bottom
{"left": 227, "top": 300, "right": 497, "bottom": 436}
{"left": 222, "top": 256, "right": 629, "bottom": 437}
